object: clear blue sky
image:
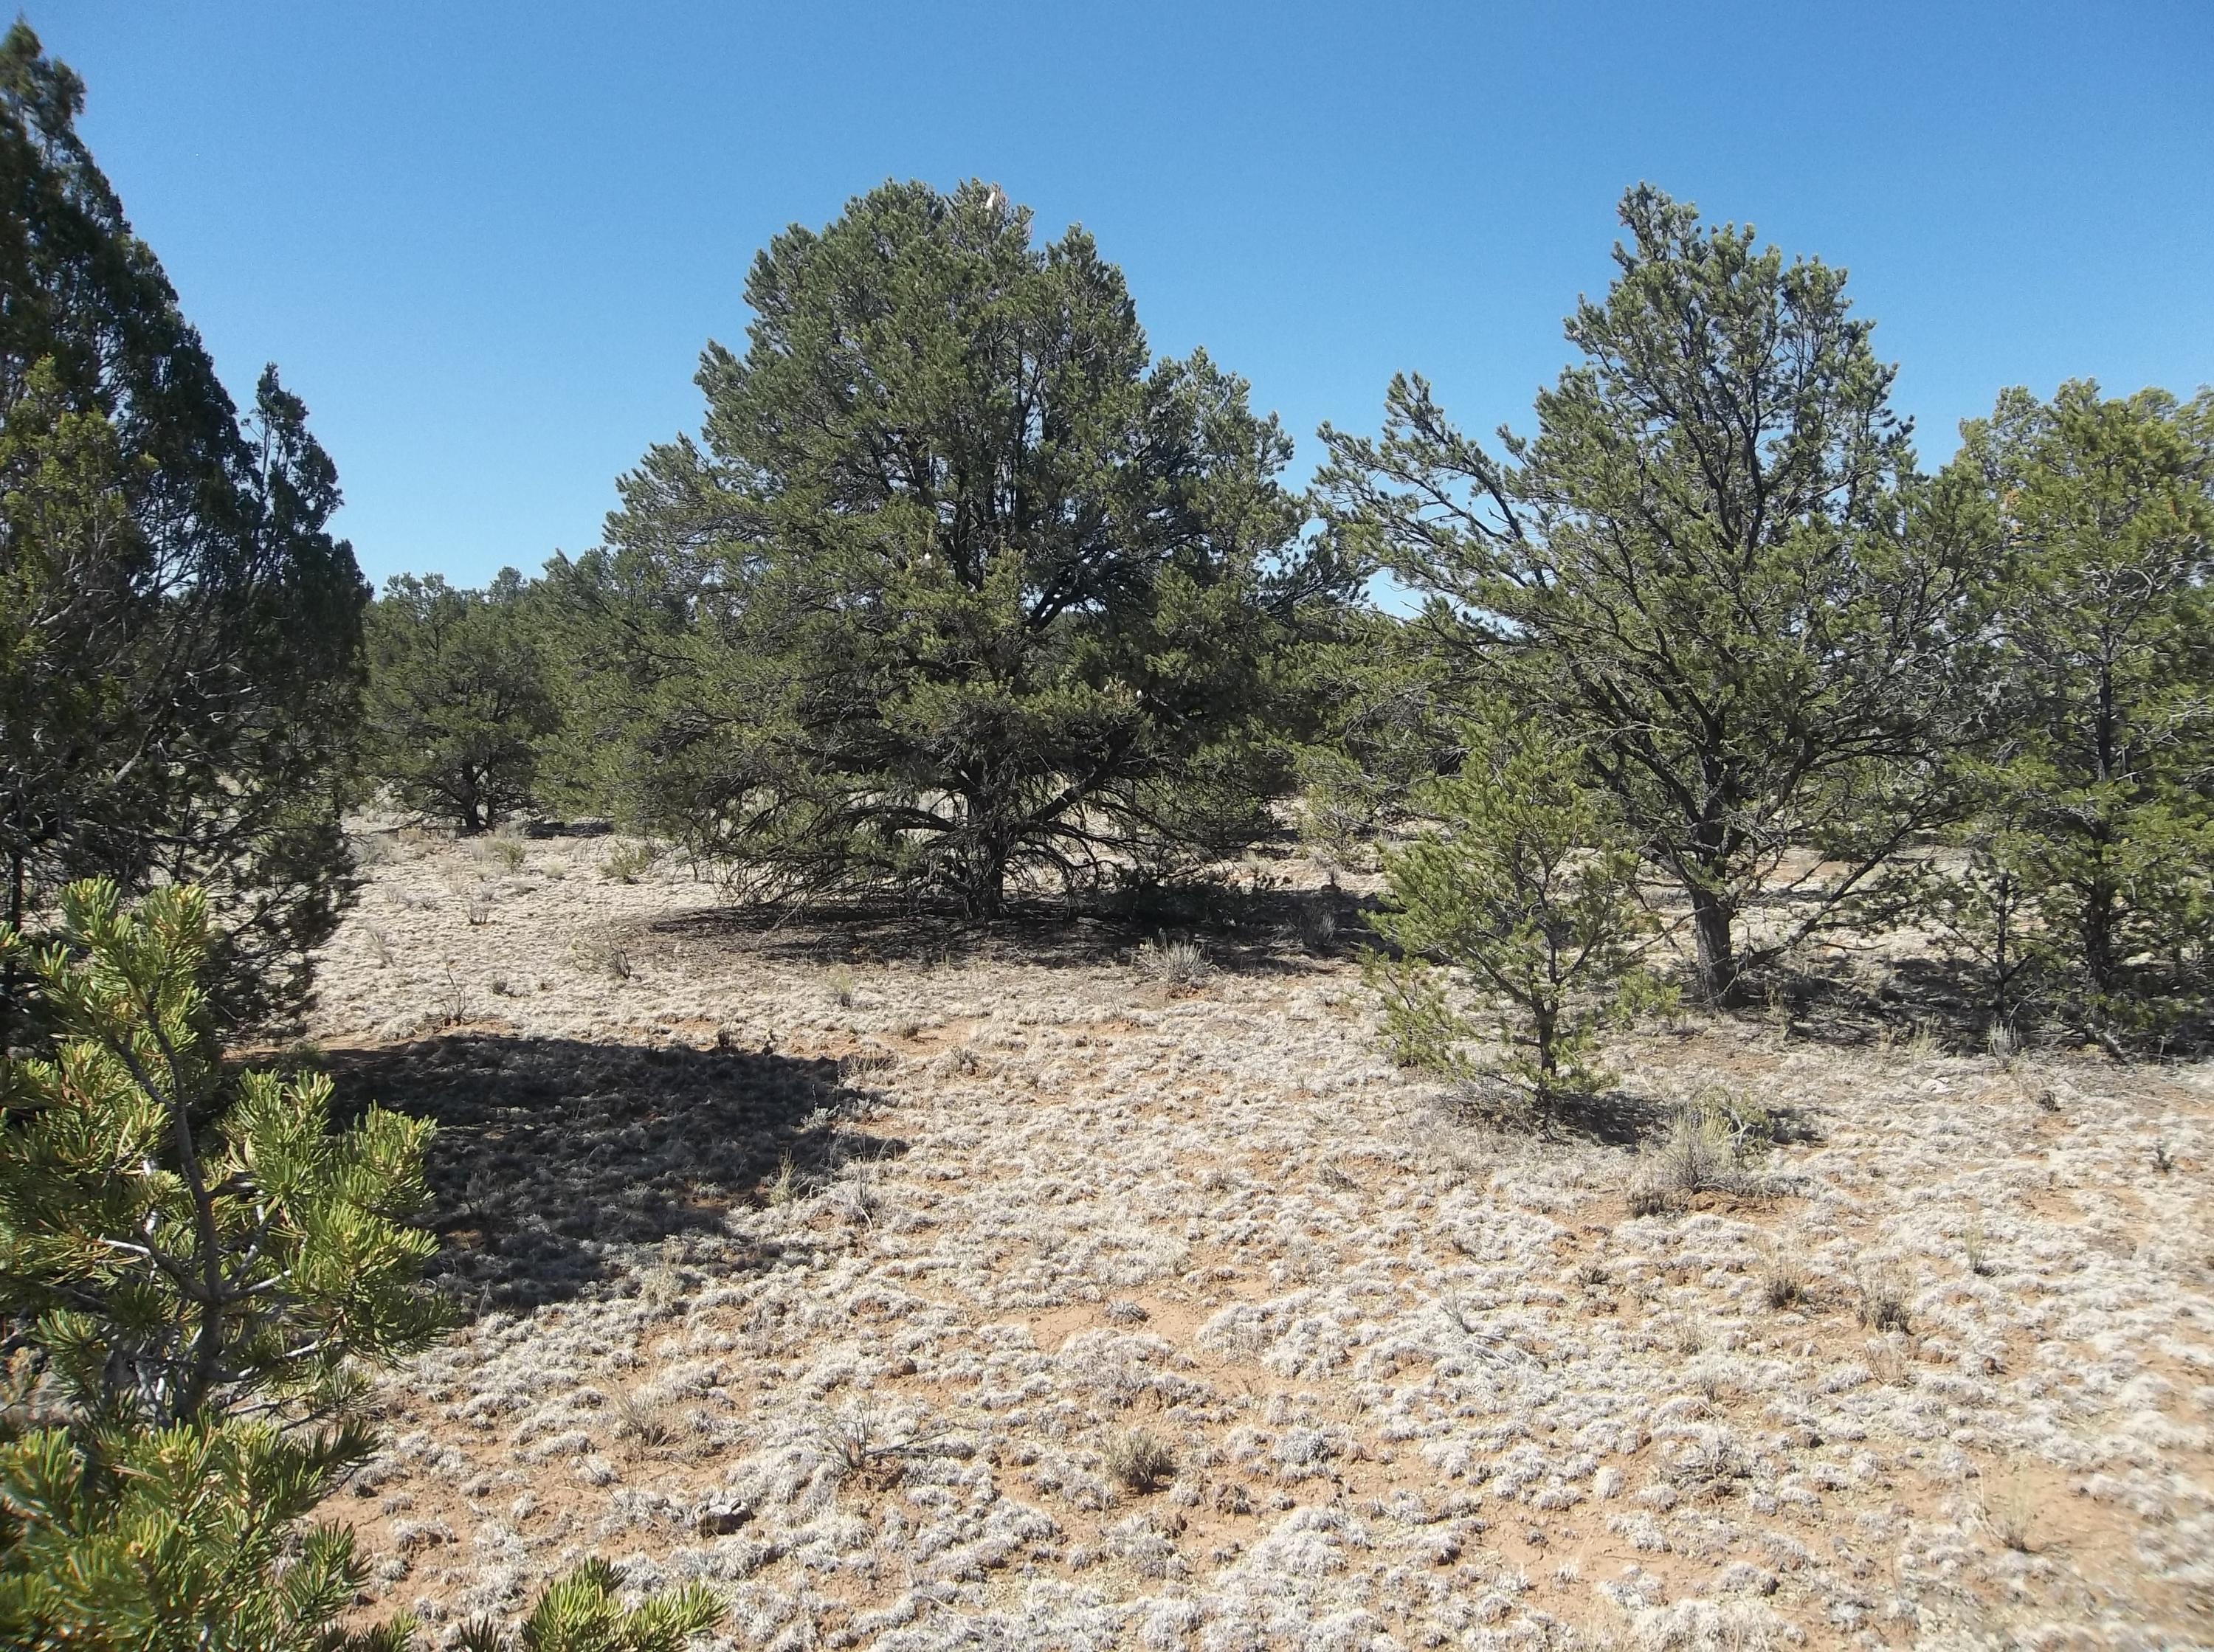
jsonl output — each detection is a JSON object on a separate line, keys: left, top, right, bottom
{"left": 35, "top": 1, "right": 2214, "bottom": 592}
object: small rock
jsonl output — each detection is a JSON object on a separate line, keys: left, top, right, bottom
{"left": 692, "top": 1501, "right": 753, "bottom": 1536}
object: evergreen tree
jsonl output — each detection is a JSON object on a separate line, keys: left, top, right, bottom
{"left": 1926, "top": 381, "right": 2214, "bottom": 1040}
{"left": 1288, "top": 606, "right": 1461, "bottom": 877}
{"left": 0, "top": 1413, "right": 409, "bottom": 1651}
{"left": 1368, "top": 708, "right": 1667, "bottom": 1105}
{"left": 0, "top": 882, "right": 723, "bottom": 1649}
{"left": 364, "top": 570, "right": 561, "bottom": 833}
{"left": 0, "top": 23, "right": 367, "bottom": 1029}
{"left": 565, "top": 179, "right": 1331, "bottom": 915}
{"left": 0, "top": 879, "right": 441, "bottom": 1645}
{"left": 0, "top": 881, "right": 446, "bottom": 1434}
{"left": 1321, "top": 186, "right": 1989, "bottom": 1001}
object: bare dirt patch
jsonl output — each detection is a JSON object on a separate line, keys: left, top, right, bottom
{"left": 314, "top": 833, "right": 2214, "bottom": 1648}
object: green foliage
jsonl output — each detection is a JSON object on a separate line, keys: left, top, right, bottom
{"left": 1322, "top": 185, "right": 1988, "bottom": 1001}
{"left": 0, "top": 880, "right": 448, "bottom": 1431}
{"left": 1906, "top": 825, "right": 2042, "bottom": 1033}
{"left": 0, "top": 884, "right": 725, "bottom": 1649}
{"left": 560, "top": 179, "right": 1338, "bottom": 915}
{"left": 0, "top": 24, "right": 367, "bottom": 1028}
{"left": 1918, "top": 381, "right": 2214, "bottom": 1040}
{"left": 0, "top": 1411, "right": 724, "bottom": 1652}
{"left": 0, "top": 1412, "right": 401, "bottom": 1652}
{"left": 1289, "top": 608, "right": 1462, "bottom": 875}
{"left": 1367, "top": 708, "right": 1669, "bottom": 1105}
{"left": 365, "top": 570, "right": 561, "bottom": 833}
{"left": 455, "top": 1559, "right": 723, "bottom": 1652}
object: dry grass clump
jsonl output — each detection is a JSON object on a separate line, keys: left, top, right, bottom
{"left": 1297, "top": 902, "right": 1339, "bottom": 954}
{"left": 1630, "top": 1087, "right": 1776, "bottom": 1209}
{"left": 483, "top": 836, "right": 528, "bottom": 873}
{"left": 351, "top": 831, "right": 400, "bottom": 868}
{"left": 432, "top": 965, "right": 474, "bottom": 1028}
{"left": 568, "top": 925, "right": 632, "bottom": 981}
{"left": 1760, "top": 1250, "right": 1810, "bottom": 1310}
{"left": 1981, "top": 1468, "right": 2039, "bottom": 1552}
{"left": 1106, "top": 1428, "right": 1178, "bottom": 1494}
{"left": 1963, "top": 1217, "right": 1993, "bottom": 1277}
{"left": 610, "top": 1386, "right": 686, "bottom": 1451}
{"left": 1855, "top": 1264, "right": 1914, "bottom": 1334}
{"left": 762, "top": 1152, "right": 800, "bottom": 1206}
{"left": 1134, "top": 934, "right": 1211, "bottom": 989}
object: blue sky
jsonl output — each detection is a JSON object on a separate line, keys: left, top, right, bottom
{"left": 36, "top": 1, "right": 2214, "bottom": 592}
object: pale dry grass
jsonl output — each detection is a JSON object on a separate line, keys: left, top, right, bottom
{"left": 306, "top": 832, "right": 2214, "bottom": 1649}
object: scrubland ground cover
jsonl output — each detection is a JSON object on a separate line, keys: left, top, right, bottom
{"left": 310, "top": 831, "right": 2214, "bottom": 1650}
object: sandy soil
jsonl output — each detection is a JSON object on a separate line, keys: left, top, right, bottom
{"left": 303, "top": 829, "right": 2214, "bottom": 1650}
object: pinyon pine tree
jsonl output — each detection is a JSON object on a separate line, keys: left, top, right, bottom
{"left": 561, "top": 179, "right": 1332, "bottom": 915}
{"left": 1925, "top": 381, "right": 2214, "bottom": 1040}
{"left": 1368, "top": 708, "right": 1669, "bottom": 1106}
{"left": 1322, "top": 185, "right": 1989, "bottom": 1001}
{"left": 0, "top": 884, "right": 723, "bottom": 1650}
{"left": 0, "top": 879, "right": 444, "bottom": 1645}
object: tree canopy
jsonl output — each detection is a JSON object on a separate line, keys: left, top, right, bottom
{"left": 1322, "top": 184, "right": 1990, "bottom": 1000}
{"left": 562, "top": 179, "right": 1334, "bottom": 914}
{"left": 1925, "top": 381, "right": 2214, "bottom": 1037}
{"left": 0, "top": 22, "right": 367, "bottom": 1028}
{"left": 363, "top": 569, "right": 561, "bottom": 833}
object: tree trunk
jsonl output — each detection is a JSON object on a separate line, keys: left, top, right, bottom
{"left": 1689, "top": 885, "right": 1739, "bottom": 1006}
{"left": 964, "top": 837, "right": 1010, "bottom": 919}
{"left": 2081, "top": 874, "right": 2119, "bottom": 1004}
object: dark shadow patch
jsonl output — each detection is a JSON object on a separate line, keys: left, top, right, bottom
{"left": 520, "top": 817, "right": 615, "bottom": 840}
{"left": 324, "top": 1034, "right": 897, "bottom": 1311}
{"left": 641, "top": 880, "right": 1379, "bottom": 980}
{"left": 1431, "top": 1079, "right": 1668, "bottom": 1150}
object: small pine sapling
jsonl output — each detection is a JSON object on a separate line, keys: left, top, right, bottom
{"left": 1367, "top": 709, "right": 1669, "bottom": 1107}
{"left": 0, "top": 879, "right": 449, "bottom": 1432}
{"left": 0, "top": 881, "right": 725, "bottom": 1650}
{"left": 454, "top": 1558, "right": 723, "bottom": 1652}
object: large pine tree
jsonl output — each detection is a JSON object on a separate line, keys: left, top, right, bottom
{"left": 0, "top": 24, "right": 367, "bottom": 1028}
{"left": 1322, "top": 187, "right": 1990, "bottom": 1000}
{"left": 562, "top": 179, "right": 1329, "bottom": 916}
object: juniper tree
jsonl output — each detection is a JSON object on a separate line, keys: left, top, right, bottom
{"left": 364, "top": 570, "right": 562, "bottom": 833}
{"left": 1322, "top": 186, "right": 1989, "bottom": 1001}
{"left": 0, "top": 24, "right": 367, "bottom": 1029}
{"left": 1368, "top": 708, "right": 1668, "bottom": 1106}
{"left": 564, "top": 179, "right": 1331, "bottom": 915}
{"left": 1289, "top": 606, "right": 1461, "bottom": 876}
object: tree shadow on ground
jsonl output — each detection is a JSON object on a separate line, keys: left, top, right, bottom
{"left": 324, "top": 1034, "right": 900, "bottom": 1311}
{"left": 1752, "top": 952, "right": 2010, "bottom": 1057}
{"left": 644, "top": 881, "right": 1383, "bottom": 978}
{"left": 1431, "top": 1079, "right": 1668, "bottom": 1150}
